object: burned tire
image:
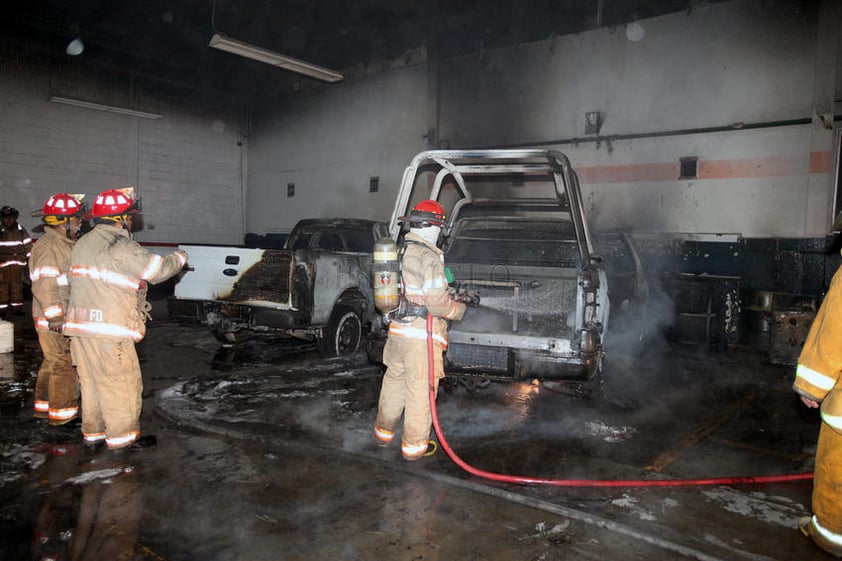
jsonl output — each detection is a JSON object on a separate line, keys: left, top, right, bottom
{"left": 365, "top": 316, "right": 387, "bottom": 365}
{"left": 365, "top": 337, "right": 385, "bottom": 365}
{"left": 207, "top": 311, "right": 253, "bottom": 347}
{"left": 319, "top": 305, "right": 362, "bottom": 356}
{"left": 209, "top": 324, "right": 254, "bottom": 347}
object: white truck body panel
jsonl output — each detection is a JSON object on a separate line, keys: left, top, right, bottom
{"left": 175, "top": 245, "right": 286, "bottom": 305}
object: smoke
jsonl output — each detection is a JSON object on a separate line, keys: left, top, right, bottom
{"left": 601, "top": 247, "right": 681, "bottom": 409}
{"left": 458, "top": 305, "right": 519, "bottom": 334}
{"left": 606, "top": 274, "right": 675, "bottom": 354}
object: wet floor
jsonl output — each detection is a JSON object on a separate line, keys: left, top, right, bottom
{"left": 0, "top": 299, "right": 832, "bottom": 560}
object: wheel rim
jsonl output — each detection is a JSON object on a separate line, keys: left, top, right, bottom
{"left": 336, "top": 312, "right": 361, "bottom": 354}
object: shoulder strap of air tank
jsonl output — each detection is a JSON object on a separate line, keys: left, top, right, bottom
{"left": 399, "top": 238, "right": 427, "bottom": 262}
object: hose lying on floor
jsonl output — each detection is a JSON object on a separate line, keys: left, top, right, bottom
{"left": 425, "top": 313, "right": 814, "bottom": 488}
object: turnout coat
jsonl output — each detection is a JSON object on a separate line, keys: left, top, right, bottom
{"left": 64, "top": 225, "right": 187, "bottom": 341}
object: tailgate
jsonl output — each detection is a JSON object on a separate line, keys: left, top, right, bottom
{"left": 450, "top": 264, "right": 580, "bottom": 338}
{"left": 174, "top": 245, "right": 293, "bottom": 307}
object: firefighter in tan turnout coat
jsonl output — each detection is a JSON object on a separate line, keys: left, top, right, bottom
{"left": 30, "top": 194, "right": 85, "bottom": 425}
{"left": 794, "top": 263, "right": 842, "bottom": 557}
{"left": 65, "top": 187, "right": 188, "bottom": 450}
{"left": 374, "top": 200, "right": 466, "bottom": 461}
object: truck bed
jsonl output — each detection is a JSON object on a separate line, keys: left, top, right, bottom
{"left": 174, "top": 245, "right": 293, "bottom": 308}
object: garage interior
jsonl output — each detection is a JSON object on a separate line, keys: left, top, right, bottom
{"left": 1, "top": 0, "right": 841, "bottom": 559}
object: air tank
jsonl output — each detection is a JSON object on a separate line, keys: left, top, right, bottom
{"left": 372, "top": 237, "right": 399, "bottom": 313}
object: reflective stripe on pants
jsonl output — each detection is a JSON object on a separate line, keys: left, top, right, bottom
{"left": 34, "top": 330, "right": 79, "bottom": 424}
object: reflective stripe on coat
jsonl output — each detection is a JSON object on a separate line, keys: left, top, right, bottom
{"left": 0, "top": 224, "right": 32, "bottom": 266}
{"left": 65, "top": 224, "right": 187, "bottom": 342}
{"left": 29, "top": 226, "right": 75, "bottom": 333}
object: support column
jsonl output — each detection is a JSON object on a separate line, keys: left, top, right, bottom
{"left": 806, "top": 0, "right": 839, "bottom": 236}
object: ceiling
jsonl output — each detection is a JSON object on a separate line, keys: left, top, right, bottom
{"left": 4, "top": 0, "right": 719, "bottom": 96}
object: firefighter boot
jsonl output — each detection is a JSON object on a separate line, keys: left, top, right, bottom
{"left": 403, "top": 440, "right": 438, "bottom": 462}
{"left": 128, "top": 435, "right": 157, "bottom": 450}
{"left": 799, "top": 516, "right": 842, "bottom": 558}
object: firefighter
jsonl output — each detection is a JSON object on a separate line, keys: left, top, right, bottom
{"left": 0, "top": 205, "right": 33, "bottom": 316}
{"left": 30, "top": 193, "right": 85, "bottom": 425}
{"left": 373, "top": 199, "right": 467, "bottom": 461}
{"left": 794, "top": 263, "right": 842, "bottom": 557}
{"left": 64, "top": 187, "right": 188, "bottom": 451}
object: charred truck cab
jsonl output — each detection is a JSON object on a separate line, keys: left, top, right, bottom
{"left": 380, "top": 150, "right": 609, "bottom": 396}
{"left": 170, "top": 218, "right": 389, "bottom": 355}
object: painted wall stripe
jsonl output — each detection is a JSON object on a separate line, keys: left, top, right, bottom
{"left": 578, "top": 151, "right": 832, "bottom": 184}
{"left": 698, "top": 156, "right": 798, "bottom": 179}
{"left": 579, "top": 163, "right": 678, "bottom": 183}
{"left": 810, "top": 150, "right": 832, "bottom": 174}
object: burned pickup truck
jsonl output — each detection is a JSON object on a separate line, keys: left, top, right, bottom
{"left": 169, "top": 218, "right": 389, "bottom": 355}
{"left": 381, "top": 149, "right": 609, "bottom": 395}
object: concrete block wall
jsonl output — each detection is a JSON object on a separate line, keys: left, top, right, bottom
{"left": 247, "top": 64, "right": 429, "bottom": 235}
{"left": 439, "top": 0, "right": 835, "bottom": 239}
{"left": 251, "top": 0, "right": 837, "bottom": 240}
{"left": 0, "top": 0, "right": 836, "bottom": 248}
{"left": 0, "top": 52, "right": 244, "bottom": 245}
{"left": 570, "top": 126, "right": 820, "bottom": 238}
{"left": 136, "top": 114, "right": 243, "bottom": 244}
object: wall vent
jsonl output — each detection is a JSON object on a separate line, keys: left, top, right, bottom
{"left": 680, "top": 157, "right": 698, "bottom": 179}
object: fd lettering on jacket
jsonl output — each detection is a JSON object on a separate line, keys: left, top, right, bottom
{"left": 67, "top": 308, "right": 104, "bottom": 322}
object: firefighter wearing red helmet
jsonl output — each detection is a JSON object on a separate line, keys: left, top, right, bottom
{"left": 29, "top": 194, "right": 86, "bottom": 425}
{"left": 373, "top": 199, "right": 466, "bottom": 461}
{"left": 0, "top": 205, "right": 33, "bottom": 316}
{"left": 64, "top": 187, "right": 188, "bottom": 451}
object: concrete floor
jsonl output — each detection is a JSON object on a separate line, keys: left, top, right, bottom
{"left": 0, "top": 297, "right": 832, "bottom": 561}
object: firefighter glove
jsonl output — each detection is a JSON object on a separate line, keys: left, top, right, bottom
{"left": 47, "top": 314, "right": 65, "bottom": 333}
{"left": 453, "top": 289, "right": 481, "bottom": 307}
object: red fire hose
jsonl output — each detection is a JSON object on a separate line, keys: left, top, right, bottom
{"left": 426, "top": 313, "right": 813, "bottom": 488}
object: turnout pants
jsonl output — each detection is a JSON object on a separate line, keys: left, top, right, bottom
{"left": 70, "top": 336, "right": 143, "bottom": 450}
{"left": 374, "top": 334, "right": 444, "bottom": 460}
{"left": 806, "top": 422, "right": 842, "bottom": 556}
{"left": 0, "top": 265, "right": 24, "bottom": 310}
{"left": 33, "top": 330, "right": 79, "bottom": 424}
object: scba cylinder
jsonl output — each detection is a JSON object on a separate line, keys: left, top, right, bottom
{"left": 372, "top": 237, "right": 399, "bottom": 313}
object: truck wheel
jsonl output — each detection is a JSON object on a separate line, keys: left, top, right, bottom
{"left": 365, "top": 337, "right": 385, "bottom": 365}
{"left": 319, "top": 305, "right": 362, "bottom": 356}
{"left": 365, "top": 316, "right": 387, "bottom": 364}
{"left": 209, "top": 325, "right": 254, "bottom": 347}
{"left": 207, "top": 312, "right": 253, "bottom": 347}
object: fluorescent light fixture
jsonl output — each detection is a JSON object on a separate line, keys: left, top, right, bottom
{"left": 208, "top": 33, "right": 343, "bottom": 83}
{"left": 49, "top": 96, "right": 162, "bottom": 119}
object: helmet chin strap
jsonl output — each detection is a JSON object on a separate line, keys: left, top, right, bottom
{"left": 120, "top": 216, "right": 134, "bottom": 239}
{"left": 55, "top": 217, "right": 80, "bottom": 240}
